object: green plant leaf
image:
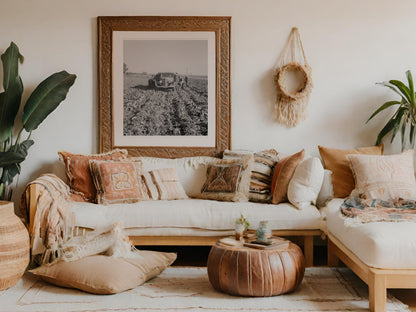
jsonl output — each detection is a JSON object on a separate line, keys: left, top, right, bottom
{"left": 0, "top": 163, "right": 20, "bottom": 184}
{"left": 1, "top": 42, "right": 23, "bottom": 91}
{"left": 366, "top": 100, "right": 401, "bottom": 123}
{"left": 376, "top": 116, "right": 396, "bottom": 145}
{"left": 22, "top": 71, "right": 76, "bottom": 132}
{"left": 391, "top": 108, "right": 406, "bottom": 143}
{"left": 377, "top": 82, "right": 405, "bottom": 100}
{"left": 0, "top": 42, "right": 24, "bottom": 143}
{"left": 401, "top": 119, "right": 407, "bottom": 151}
{"left": 0, "top": 139, "right": 33, "bottom": 167}
{"left": 389, "top": 80, "right": 412, "bottom": 104}
{"left": 406, "top": 70, "right": 415, "bottom": 108}
{"left": 410, "top": 123, "right": 416, "bottom": 148}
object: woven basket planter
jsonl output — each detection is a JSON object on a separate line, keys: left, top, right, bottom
{"left": 0, "top": 201, "right": 29, "bottom": 290}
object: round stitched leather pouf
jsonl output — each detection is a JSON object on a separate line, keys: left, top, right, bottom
{"left": 207, "top": 239, "right": 305, "bottom": 297}
{"left": 0, "top": 201, "right": 30, "bottom": 290}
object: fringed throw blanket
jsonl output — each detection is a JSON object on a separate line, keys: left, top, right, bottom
{"left": 20, "top": 174, "right": 140, "bottom": 266}
{"left": 20, "top": 174, "right": 75, "bottom": 265}
{"left": 341, "top": 197, "right": 416, "bottom": 226}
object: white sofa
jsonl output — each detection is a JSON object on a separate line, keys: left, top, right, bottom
{"left": 25, "top": 156, "right": 324, "bottom": 267}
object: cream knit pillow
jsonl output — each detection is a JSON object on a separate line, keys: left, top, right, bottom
{"left": 347, "top": 150, "right": 416, "bottom": 200}
{"left": 287, "top": 157, "right": 324, "bottom": 209}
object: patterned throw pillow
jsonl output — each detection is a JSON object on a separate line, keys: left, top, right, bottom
{"left": 199, "top": 156, "right": 253, "bottom": 202}
{"left": 271, "top": 149, "right": 305, "bottom": 204}
{"left": 58, "top": 149, "right": 128, "bottom": 202}
{"left": 318, "top": 145, "right": 384, "bottom": 198}
{"left": 141, "top": 168, "right": 188, "bottom": 200}
{"left": 89, "top": 160, "right": 149, "bottom": 205}
{"left": 347, "top": 150, "right": 416, "bottom": 200}
{"left": 223, "top": 149, "right": 279, "bottom": 203}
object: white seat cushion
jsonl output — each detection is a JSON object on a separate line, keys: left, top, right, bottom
{"left": 323, "top": 198, "right": 416, "bottom": 269}
{"left": 72, "top": 199, "right": 321, "bottom": 232}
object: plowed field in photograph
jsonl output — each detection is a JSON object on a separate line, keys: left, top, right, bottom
{"left": 123, "top": 73, "right": 208, "bottom": 136}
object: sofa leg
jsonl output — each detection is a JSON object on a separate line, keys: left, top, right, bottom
{"left": 304, "top": 236, "right": 313, "bottom": 267}
{"left": 327, "top": 239, "right": 339, "bottom": 267}
{"left": 368, "top": 270, "right": 386, "bottom": 312}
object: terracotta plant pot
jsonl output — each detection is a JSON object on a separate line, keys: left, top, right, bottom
{"left": 0, "top": 201, "right": 30, "bottom": 290}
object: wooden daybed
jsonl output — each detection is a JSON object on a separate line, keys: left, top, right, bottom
{"left": 324, "top": 198, "right": 416, "bottom": 312}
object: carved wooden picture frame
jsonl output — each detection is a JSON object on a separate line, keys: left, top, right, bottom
{"left": 98, "top": 16, "right": 231, "bottom": 158}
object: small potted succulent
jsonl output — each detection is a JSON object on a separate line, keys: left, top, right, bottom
{"left": 235, "top": 214, "right": 250, "bottom": 240}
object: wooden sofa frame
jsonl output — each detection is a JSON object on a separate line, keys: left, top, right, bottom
{"left": 327, "top": 232, "right": 416, "bottom": 312}
{"left": 26, "top": 184, "right": 320, "bottom": 267}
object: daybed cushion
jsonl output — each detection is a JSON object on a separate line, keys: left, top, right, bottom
{"left": 323, "top": 198, "right": 416, "bottom": 269}
{"left": 71, "top": 199, "right": 322, "bottom": 232}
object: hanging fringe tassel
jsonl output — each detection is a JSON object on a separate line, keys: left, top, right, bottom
{"left": 274, "top": 28, "right": 313, "bottom": 127}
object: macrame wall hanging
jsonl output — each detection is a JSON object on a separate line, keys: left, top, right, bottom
{"left": 274, "top": 27, "right": 313, "bottom": 127}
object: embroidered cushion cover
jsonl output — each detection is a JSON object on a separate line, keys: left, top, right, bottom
{"left": 271, "top": 149, "right": 305, "bottom": 204}
{"left": 89, "top": 159, "right": 149, "bottom": 204}
{"left": 199, "top": 156, "right": 253, "bottom": 202}
{"left": 58, "top": 149, "right": 128, "bottom": 202}
{"left": 318, "top": 145, "right": 383, "bottom": 198}
{"left": 348, "top": 150, "right": 416, "bottom": 200}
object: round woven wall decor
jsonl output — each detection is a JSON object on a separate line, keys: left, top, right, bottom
{"left": 274, "top": 27, "right": 313, "bottom": 127}
{"left": 275, "top": 62, "right": 312, "bottom": 101}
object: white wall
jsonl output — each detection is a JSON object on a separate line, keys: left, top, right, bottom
{"left": 0, "top": 0, "right": 414, "bottom": 203}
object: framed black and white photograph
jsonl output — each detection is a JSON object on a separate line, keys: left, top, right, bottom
{"left": 98, "top": 16, "right": 231, "bottom": 158}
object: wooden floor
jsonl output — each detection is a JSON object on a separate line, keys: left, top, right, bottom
{"left": 140, "top": 245, "right": 416, "bottom": 310}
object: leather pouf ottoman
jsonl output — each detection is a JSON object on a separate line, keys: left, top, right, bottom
{"left": 207, "top": 239, "right": 305, "bottom": 296}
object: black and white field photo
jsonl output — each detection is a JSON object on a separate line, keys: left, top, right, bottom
{"left": 123, "top": 40, "right": 208, "bottom": 136}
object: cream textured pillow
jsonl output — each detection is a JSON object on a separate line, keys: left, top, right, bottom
{"left": 348, "top": 150, "right": 416, "bottom": 200}
{"left": 199, "top": 155, "right": 253, "bottom": 202}
{"left": 318, "top": 145, "right": 383, "bottom": 198}
{"left": 141, "top": 168, "right": 188, "bottom": 200}
{"left": 287, "top": 157, "right": 324, "bottom": 209}
{"left": 316, "top": 169, "right": 334, "bottom": 208}
{"left": 29, "top": 251, "right": 177, "bottom": 294}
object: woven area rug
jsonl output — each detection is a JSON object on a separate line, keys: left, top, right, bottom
{"left": 0, "top": 267, "right": 409, "bottom": 312}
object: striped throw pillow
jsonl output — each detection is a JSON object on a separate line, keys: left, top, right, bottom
{"left": 223, "top": 149, "right": 279, "bottom": 203}
{"left": 142, "top": 168, "right": 188, "bottom": 200}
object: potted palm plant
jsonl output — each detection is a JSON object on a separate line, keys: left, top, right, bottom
{"left": 0, "top": 42, "right": 76, "bottom": 200}
{"left": 367, "top": 70, "right": 416, "bottom": 151}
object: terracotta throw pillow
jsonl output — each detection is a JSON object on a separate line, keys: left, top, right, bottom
{"left": 199, "top": 156, "right": 253, "bottom": 202}
{"left": 271, "top": 149, "right": 305, "bottom": 204}
{"left": 318, "top": 145, "right": 383, "bottom": 198}
{"left": 89, "top": 159, "right": 149, "bottom": 204}
{"left": 348, "top": 150, "right": 416, "bottom": 200}
{"left": 141, "top": 168, "right": 188, "bottom": 200}
{"left": 29, "top": 251, "right": 177, "bottom": 294}
{"left": 58, "top": 149, "right": 128, "bottom": 202}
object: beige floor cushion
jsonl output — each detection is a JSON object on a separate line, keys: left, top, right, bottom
{"left": 29, "top": 251, "right": 176, "bottom": 294}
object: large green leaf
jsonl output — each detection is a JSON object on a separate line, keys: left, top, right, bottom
{"left": 0, "top": 43, "right": 24, "bottom": 143}
{"left": 390, "top": 108, "right": 406, "bottom": 143}
{"left": 0, "top": 139, "right": 34, "bottom": 167}
{"left": 401, "top": 119, "right": 407, "bottom": 151}
{"left": 389, "top": 80, "right": 412, "bottom": 104}
{"left": 366, "top": 100, "right": 401, "bottom": 123}
{"left": 0, "top": 163, "right": 20, "bottom": 184}
{"left": 1, "top": 42, "right": 23, "bottom": 91}
{"left": 406, "top": 70, "right": 415, "bottom": 108}
{"left": 376, "top": 116, "right": 396, "bottom": 145}
{"left": 22, "top": 71, "right": 76, "bottom": 132}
